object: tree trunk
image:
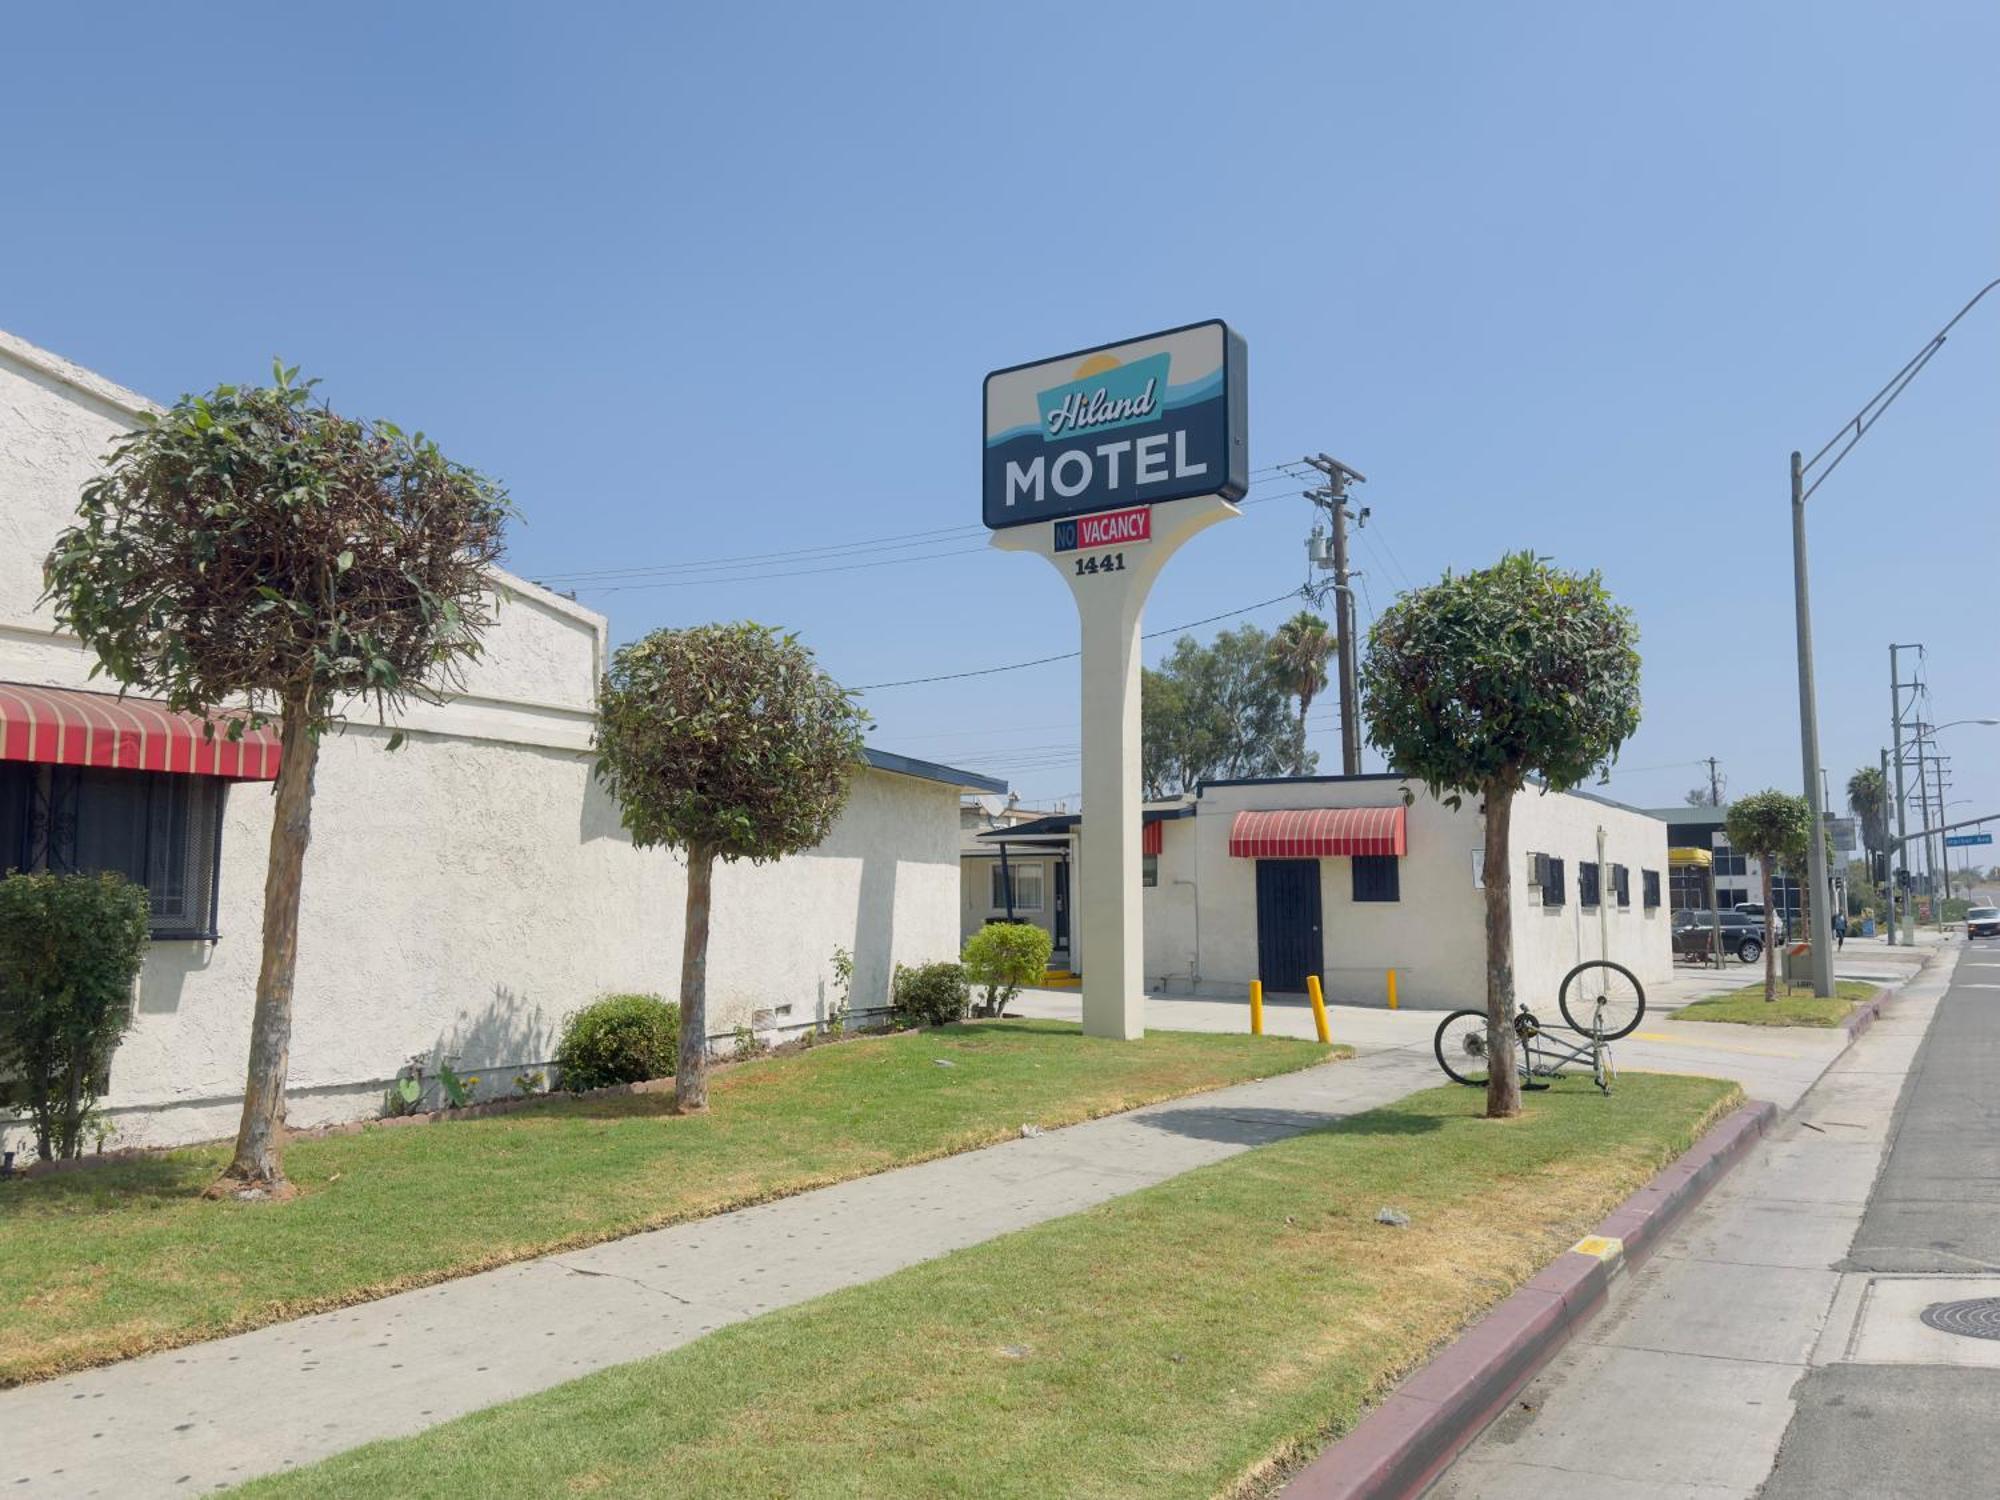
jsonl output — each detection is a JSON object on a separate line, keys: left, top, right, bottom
{"left": 1483, "top": 785, "right": 1523, "bottom": 1118}
{"left": 676, "top": 842, "right": 715, "bottom": 1113}
{"left": 210, "top": 700, "right": 320, "bottom": 1197}
{"left": 1761, "top": 863, "right": 1777, "bottom": 1001}
{"left": 1296, "top": 693, "right": 1311, "bottom": 776}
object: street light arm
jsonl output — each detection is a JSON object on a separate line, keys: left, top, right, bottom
{"left": 1801, "top": 277, "right": 2000, "bottom": 500}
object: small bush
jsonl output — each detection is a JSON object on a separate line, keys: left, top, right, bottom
{"left": 555, "top": 994, "right": 680, "bottom": 1093}
{"left": 891, "top": 961, "right": 970, "bottom": 1029}
{"left": 0, "top": 871, "right": 151, "bottom": 1161}
{"left": 962, "top": 923, "right": 1053, "bottom": 1017}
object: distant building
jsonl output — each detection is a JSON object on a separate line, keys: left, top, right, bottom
{"left": 963, "top": 774, "right": 1672, "bottom": 1010}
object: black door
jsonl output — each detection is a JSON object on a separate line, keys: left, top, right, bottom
{"left": 1053, "top": 859, "right": 1070, "bottom": 959}
{"left": 1256, "top": 859, "right": 1323, "bottom": 992}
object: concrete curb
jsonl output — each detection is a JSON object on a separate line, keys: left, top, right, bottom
{"left": 1280, "top": 1097, "right": 1779, "bottom": 1500}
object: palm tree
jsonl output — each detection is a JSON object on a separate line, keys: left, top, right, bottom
{"left": 1269, "top": 611, "right": 1336, "bottom": 775}
{"left": 1847, "top": 766, "right": 1889, "bottom": 865}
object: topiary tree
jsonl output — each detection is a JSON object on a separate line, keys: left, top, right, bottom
{"left": 0, "top": 871, "right": 152, "bottom": 1161}
{"left": 595, "top": 623, "right": 867, "bottom": 1111}
{"left": 43, "top": 366, "right": 510, "bottom": 1196}
{"left": 1269, "top": 611, "right": 1336, "bottom": 776}
{"left": 1725, "top": 789, "right": 1813, "bottom": 1001}
{"left": 962, "top": 922, "right": 1053, "bottom": 1018}
{"left": 1361, "top": 552, "right": 1641, "bottom": 1118}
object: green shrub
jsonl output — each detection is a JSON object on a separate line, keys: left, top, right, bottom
{"left": 554, "top": 994, "right": 680, "bottom": 1093}
{"left": 891, "top": 961, "right": 970, "bottom": 1029}
{"left": 0, "top": 871, "right": 151, "bottom": 1161}
{"left": 962, "top": 923, "right": 1053, "bottom": 1017}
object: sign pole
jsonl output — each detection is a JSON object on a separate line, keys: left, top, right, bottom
{"left": 992, "top": 495, "right": 1239, "bottom": 1037}
{"left": 982, "top": 321, "right": 1248, "bottom": 1041}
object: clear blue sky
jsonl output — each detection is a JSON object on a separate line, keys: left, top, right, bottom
{"left": 6, "top": 3, "right": 1996, "bottom": 841}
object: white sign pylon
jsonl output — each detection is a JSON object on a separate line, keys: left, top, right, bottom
{"left": 989, "top": 493, "right": 1240, "bottom": 1037}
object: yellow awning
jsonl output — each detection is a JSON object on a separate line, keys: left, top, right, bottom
{"left": 1668, "top": 846, "right": 1713, "bottom": 868}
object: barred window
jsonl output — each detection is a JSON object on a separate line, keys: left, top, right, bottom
{"left": 1642, "top": 870, "right": 1662, "bottom": 909}
{"left": 1578, "top": 862, "right": 1602, "bottom": 909}
{"left": 1351, "top": 855, "right": 1400, "bottom": 903}
{"left": 1613, "top": 864, "right": 1631, "bottom": 908}
{"left": 0, "top": 763, "right": 224, "bottom": 940}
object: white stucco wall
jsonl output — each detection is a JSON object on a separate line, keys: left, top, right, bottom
{"left": 1136, "top": 777, "right": 1672, "bottom": 1013}
{"left": 0, "top": 331, "right": 971, "bottom": 1151}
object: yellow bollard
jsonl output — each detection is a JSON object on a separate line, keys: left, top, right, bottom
{"left": 1249, "top": 980, "right": 1264, "bottom": 1036}
{"left": 1306, "top": 974, "right": 1331, "bottom": 1045}
{"left": 1386, "top": 968, "right": 1399, "bottom": 1011}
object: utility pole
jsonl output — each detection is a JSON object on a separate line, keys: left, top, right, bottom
{"left": 1881, "top": 746, "right": 1897, "bottom": 947}
{"left": 1302, "top": 454, "right": 1366, "bottom": 775}
{"left": 1890, "top": 643, "right": 1921, "bottom": 946}
{"left": 1706, "top": 756, "right": 1724, "bottom": 806}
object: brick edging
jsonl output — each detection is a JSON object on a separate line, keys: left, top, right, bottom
{"left": 1280, "top": 1096, "right": 1779, "bottom": 1500}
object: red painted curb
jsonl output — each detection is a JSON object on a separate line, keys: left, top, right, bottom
{"left": 1280, "top": 1097, "right": 1778, "bottom": 1500}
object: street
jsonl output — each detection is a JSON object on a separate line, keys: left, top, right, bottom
{"left": 1429, "top": 938, "right": 1998, "bottom": 1497}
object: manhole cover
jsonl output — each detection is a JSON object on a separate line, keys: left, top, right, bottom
{"left": 1920, "top": 1298, "right": 2000, "bottom": 1340}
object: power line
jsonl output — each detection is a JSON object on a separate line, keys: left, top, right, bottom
{"left": 852, "top": 588, "right": 1306, "bottom": 691}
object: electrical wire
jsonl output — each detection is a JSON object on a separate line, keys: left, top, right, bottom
{"left": 852, "top": 588, "right": 1306, "bottom": 691}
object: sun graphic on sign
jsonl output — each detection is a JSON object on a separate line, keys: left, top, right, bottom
{"left": 1074, "top": 353, "right": 1121, "bottom": 379}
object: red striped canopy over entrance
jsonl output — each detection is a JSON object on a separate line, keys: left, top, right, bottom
{"left": 0, "top": 682, "right": 282, "bottom": 780}
{"left": 1227, "top": 806, "right": 1406, "bottom": 859}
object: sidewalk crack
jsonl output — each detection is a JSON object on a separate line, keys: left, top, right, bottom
{"left": 550, "top": 1259, "right": 695, "bottom": 1305}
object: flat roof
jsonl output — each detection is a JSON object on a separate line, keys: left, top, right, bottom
{"left": 862, "top": 747, "right": 1006, "bottom": 795}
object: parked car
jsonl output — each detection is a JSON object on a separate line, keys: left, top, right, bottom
{"left": 1671, "top": 909, "right": 1768, "bottom": 964}
{"left": 1732, "top": 901, "right": 1792, "bottom": 939}
{"left": 1967, "top": 906, "right": 2000, "bottom": 940}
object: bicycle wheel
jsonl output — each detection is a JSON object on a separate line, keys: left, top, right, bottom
{"left": 1435, "top": 1010, "right": 1501, "bottom": 1086}
{"left": 1559, "top": 960, "right": 1645, "bottom": 1040}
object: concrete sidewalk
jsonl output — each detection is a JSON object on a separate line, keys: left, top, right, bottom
{"left": 1428, "top": 942, "right": 1956, "bottom": 1498}
{"left": 2, "top": 1046, "right": 1441, "bottom": 1497}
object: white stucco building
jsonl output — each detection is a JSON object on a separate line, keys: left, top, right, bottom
{"left": 0, "top": 330, "right": 1001, "bottom": 1151}
{"left": 965, "top": 774, "right": 1672, "bottom": 1011}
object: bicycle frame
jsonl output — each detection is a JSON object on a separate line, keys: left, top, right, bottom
{"left": 1518, "top": 997, "right": 1614, "bottom": 1094}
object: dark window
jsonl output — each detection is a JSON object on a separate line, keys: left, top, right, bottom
{"left": 1543, "top": 857, "right": 1567, "bottom": 907}
{"left": 1642, "top": 870, "right": 1661, "bottom": 909}
{"left": 1578, "top": 861, "right": 1601, "bottom": 909}
{"left": 0, "top": 763, "right": 224, "bottom": 940}
{"left": 1142, "top": 853, "right": 1158, "bottom": 888}
{"left": 1352, "top": 854, "right": 1400, "bottom": 902}
{"left": 1613, "top": 864, "right": 1631, "bottom": 908}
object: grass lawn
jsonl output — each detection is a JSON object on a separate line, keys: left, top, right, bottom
{"left": 0, "top": 1019, "right": 1336, "bottom": 1387}
{"left": 1676, "top": 978, "right": 1879, "bottom": 1027}
{"left": 234, "top": 1073, "right": 1739, "bottom": 1500}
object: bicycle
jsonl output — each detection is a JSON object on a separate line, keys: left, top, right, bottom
{"left": 1432, "top": 959, "right": 1645, "bottom": 1096}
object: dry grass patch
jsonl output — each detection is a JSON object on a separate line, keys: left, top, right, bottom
{"left": 235, "top": 1073, "right": 1738, "bottom": 1500}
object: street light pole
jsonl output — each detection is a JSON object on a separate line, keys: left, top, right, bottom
{"left": 1793, "top": 278, "right": 2000, "bottom": 989}
{"left": 1791, "top": 450, "right": 1836, "bottom": 990}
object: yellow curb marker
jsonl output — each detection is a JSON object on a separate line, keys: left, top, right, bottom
{"left": 1571, "top": 1235, "right": 1624, "bottom": 1260}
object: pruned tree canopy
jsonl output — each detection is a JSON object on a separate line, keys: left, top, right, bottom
{"left": 44, "top": 364, "right": 511, "bottom": 730}
{"left": 595, "top": 622, "right": 869, "bottom": 863}
{"left": 1360, "top": 551, "right": 1641, "bottom": 801}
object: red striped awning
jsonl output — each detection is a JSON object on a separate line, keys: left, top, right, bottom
{"left": 1228, "top": 806, "right": 1406, "bottom": 859}
{"left": 0, "top": 682, "right": 282, "bottom": 781}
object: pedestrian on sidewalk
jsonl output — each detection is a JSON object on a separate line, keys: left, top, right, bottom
{"left": 1833, "top": 908, "right": 1847, "bottom": 951}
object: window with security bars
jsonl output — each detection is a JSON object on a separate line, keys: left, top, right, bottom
{"left": 1642, "top": 869, "right": 1662, "bottom": 909}
{"left": 1543, "top": 857, "right": 1567, "bottom": 908}
{"left": 1613, "top": 864, "right": 1631, "bottom": 908}
{"left": 1578, "top": 862, "right": 1602, "bottom": 909}
{"left": 0, "top": 763, "right": 226, "bottom": 940}
{"left": 1351, "top": 854, "right": 1400, "bottom": 902}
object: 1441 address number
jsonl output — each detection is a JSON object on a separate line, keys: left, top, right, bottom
{"left": 1072, "top": 551, "right": 1128, "bottom": 578}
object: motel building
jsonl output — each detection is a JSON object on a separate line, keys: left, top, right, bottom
{"left": 0, "top": 328, "right": 1004, "bottom": 1152}
{"left": 963, "top": 774, "right": 1674, "bottom": 1010}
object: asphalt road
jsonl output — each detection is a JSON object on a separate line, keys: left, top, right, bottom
{"left": 1760, "top": 936, "right": 2000, "bottom": 1496}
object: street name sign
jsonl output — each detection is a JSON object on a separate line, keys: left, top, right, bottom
{"left": 983, "top": 321, "right": 1247, "bottom": 1039}
{"left": 1945, "top": 832, "right": 1994, "bottom": 847}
